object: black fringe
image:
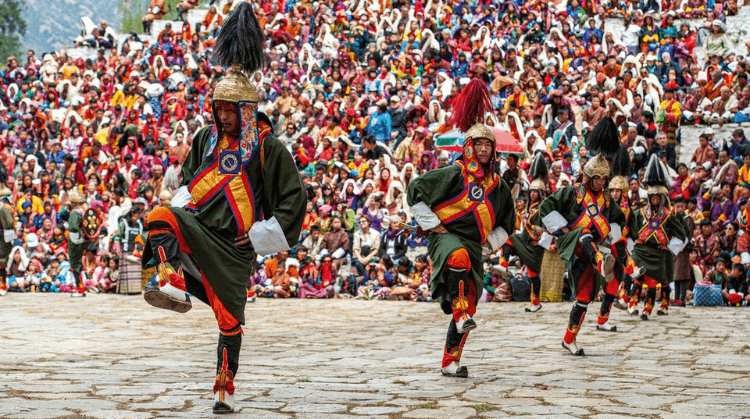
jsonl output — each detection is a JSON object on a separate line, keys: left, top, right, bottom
{"left": 610, "top": 145, "right": 632, "bottom": 178}
{"left": 212, "top": 2, "right": 266, "bottom": 73}
{"left": 643, "top": 154, "right": 671, "bottom": 188}
{"left": 528, "top": 151, "right": 548, "bottom": 181}
{"left": 586, "top": 117, "right": 620, "bottom": 160}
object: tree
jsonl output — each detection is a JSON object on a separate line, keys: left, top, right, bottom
{"left": 118, "top": 0, "right": 147, "bottom": 34}
{"left": 0, "top": 0, "right": 27, "bottom": 66}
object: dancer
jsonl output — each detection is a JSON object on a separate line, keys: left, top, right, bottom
{"left": 537, "top": 117, "right": 631, "bottom": 356}
{"left": 407, "top": 79, "right": 515, "bottom": 377}
{"left": 0, "top": 185, "right": 14, "bottom": 296}
{"left": 596, "top": 146, "right": 645, "bottom": 331}
{"left": 628, "top": 154, "right": 689, "bottom": 320}
{"left": 141, "top": 3, "right": 306, "bottom": 413}
{"left": 498, "top": 151, "right": 548, "bottom": 312}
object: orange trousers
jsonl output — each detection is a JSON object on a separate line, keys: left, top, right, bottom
{"left": 148, "top": 207, "right": 242, "bottom": 336}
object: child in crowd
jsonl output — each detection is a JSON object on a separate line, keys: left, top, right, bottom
{"left": 723, "top": 263, "right": 748, "bottom": 306}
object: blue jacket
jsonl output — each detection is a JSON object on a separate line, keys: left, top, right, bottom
{"left": 368, "top": 111, "right": 392, "bottom": 143}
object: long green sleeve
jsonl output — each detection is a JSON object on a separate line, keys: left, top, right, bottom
{"left": 537, "top": 186, "right": 576, "bottom": 226}
{"left": 406, "top": 165, "right": 463, "bottom": 208}
{"left": 261, "top": 136, "right": 307, "bottom": 248}
{"left": 492, "top": 179, "right": 516, "bottom": 235}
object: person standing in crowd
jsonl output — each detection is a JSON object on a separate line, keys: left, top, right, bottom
{"left": 0, "top": 186, "right": 15, "bottom": 296}
{"left": 407, "top": 80, "right": 515, "bottom": 377}
{"left": 671, "top": 197, "right": 695, "bottom": 307}
{"left": 140, "top": 5, "right": 305, "bottom": 413}
{"left": 67, "top": 187, "right": 100, "bottom": 298}
{"left": 112, "top": 206, "right": 145, "bottom": 258}
{"left": 352, "top": 216, "right": 380, "bottom": 277}
{"left": 369, "top": 99, "right": 392, "bottom": 145}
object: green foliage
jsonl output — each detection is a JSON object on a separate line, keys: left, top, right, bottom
{"left": 0, "top": 0, "right": 27, "bottom": 65}
{"left": 118, "top": 0, "right": 147, "bottom": 34}
{"left": 161, "top": 0, "right": 184, "bottom": 21}
{"left": 119, "top": 0, "right": 185, "bottom": 33}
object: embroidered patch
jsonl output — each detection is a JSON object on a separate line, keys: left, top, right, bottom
{"left": 649, "top": 219, "right": 660, "bottom": 229}
{"left": 587, "top": 203, "right": 600, "bottom": 217}
{"left": 468, "top": 183, "right": 485, "bottom": 202}
{"left": 219, "top": 150, "right": 241, "bottom": 175}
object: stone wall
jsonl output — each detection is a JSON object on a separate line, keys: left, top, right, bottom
{"left": 677, "top": 122, "right": 750, "bottom": 165}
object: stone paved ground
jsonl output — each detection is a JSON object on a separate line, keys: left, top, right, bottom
{"left": 2, "top": 294, "right": 750, "bottom": 419}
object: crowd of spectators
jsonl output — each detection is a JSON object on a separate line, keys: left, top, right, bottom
{"left": 1, "top": 0, "right": 750, "bottom": 305}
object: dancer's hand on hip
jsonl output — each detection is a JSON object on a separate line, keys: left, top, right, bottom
{"left": 235, "top": 235, "right": 253, "bottom": 248}
{"left": 431, "top": 224, "right": 448, "bottom": 234}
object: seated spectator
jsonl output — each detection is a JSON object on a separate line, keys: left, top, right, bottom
{"left": 320, "top": 217, "right": 349, "bottom": 272}
{"left": 378, "top": 216, "right": 407, "bottom": 265}
{"left": 299, "top": 253, "right": 335, "bottom": 299}
{"left": 352, "top": 216, "right": 380, "bottom": 277}
{"left": 723, "top": 262, "right": 748, "bottom": 306}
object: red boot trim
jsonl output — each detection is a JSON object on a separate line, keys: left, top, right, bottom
{"left": 213, "top": 348, "right": 236, "bottom": 400}
{"left": 660, "top": 298, "right": 669, "bottom": 312}
{"left": 643, "top": 302, "right": 654, "bottom": 315}
{"left": 156, "top": 246, "right": 187, "bottom": 291}
{"left": 564, "top": 312, "right": 586, "bottom": 344}
{"left": 441, "top": 333, "right": 469, "bottom": 368}
{"left": 451, "top": 280, "right": 470, "bottom": 324}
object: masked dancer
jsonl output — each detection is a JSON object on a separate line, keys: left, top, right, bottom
{"left": 141, "top": 3, "right": 306, "bottom": 413}
{"left": 407, "top": 80, "right": 515, "bottom": 377}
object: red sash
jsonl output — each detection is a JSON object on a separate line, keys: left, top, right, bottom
{"left": 637, "top": 211, "right": 670, "bottom": 245}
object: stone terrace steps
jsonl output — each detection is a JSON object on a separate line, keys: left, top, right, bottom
{"left": 61, "top": 0, "right": 231, "bottom": 59}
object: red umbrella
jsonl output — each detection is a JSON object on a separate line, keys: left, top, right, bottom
{"left": 490, "top": 127, "right": 525, "bottom": 155}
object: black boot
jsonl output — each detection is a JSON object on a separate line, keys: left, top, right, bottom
{"left": 444, "top": 268, "right": 476, "bottom": 334}
{"left": 562, "top": 301, "right": 587, "bottom": 356}
{"left": 213, "top": 333, "right": 242, "bottom": 414}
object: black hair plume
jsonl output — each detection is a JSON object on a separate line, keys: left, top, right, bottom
{"left": 610, "top": 145, "right": 632, "bottom": 178}
{"left": 212, "top": 2, "right": 266, "bottom": 73}
{"left": 586, "top": 117, "right": 620, "bottom": 160}
{"left": 528, "top": 151, "right": 548, "bottom": 181}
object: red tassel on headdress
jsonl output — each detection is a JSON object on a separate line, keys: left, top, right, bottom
{"left": 449, "top": 79, "right": 492, "bottom": 132}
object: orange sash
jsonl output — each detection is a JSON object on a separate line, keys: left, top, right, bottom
{"left": 570, "top": 190, "right": 611, "bottom": 240}
{"left": 186, "top": 135, "right": 263, "bottom": 234}
{"left": 433, "top": 172, "right": 499, "bottom": 242}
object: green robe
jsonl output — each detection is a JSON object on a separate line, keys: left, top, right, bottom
{"left": 628, "top": 208, "right": 689, "bottom": 285}
{"left": 406, "top": 165, "right": 515, "bottom": 306}
{"left": 537, "top": 186, "right": 627, "bottom": 294}
{"left": 143, "top": 125, "right": 306, "bottom": 324}
{"left": 68, "top": 210, "right": 94, "bottom": 275}
{"left": 0, "top": 204, "right": 14, "bottom": 268}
